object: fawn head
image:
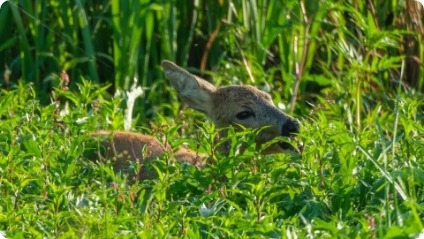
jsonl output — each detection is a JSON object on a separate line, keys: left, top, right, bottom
{"left": 162, "top": 60, "right": 300, "bottom": 154}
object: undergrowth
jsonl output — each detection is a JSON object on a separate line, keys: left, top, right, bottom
{"left": 0, "top": 79, "right": 423, "bottom": 238}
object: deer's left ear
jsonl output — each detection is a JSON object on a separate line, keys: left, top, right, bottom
{"left": 162, "top": 60, "right": 215, "bottom": 114}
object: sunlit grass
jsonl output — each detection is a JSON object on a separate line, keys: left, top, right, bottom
{"left": 0, "top": 77, "right": 423, "bottom": 238}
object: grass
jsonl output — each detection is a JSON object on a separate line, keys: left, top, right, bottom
{"left": 0, "top": 77, "right": 423, "bottom": 238}
{"left": 0, "top": 0, "right": 424, "bottom": 238}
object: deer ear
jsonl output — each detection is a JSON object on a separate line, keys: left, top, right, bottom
{"left": 162, "top": 60, "right": 216, "bottom": 113}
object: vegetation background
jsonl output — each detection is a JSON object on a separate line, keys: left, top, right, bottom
{"left": 0, "top": 0, "right": 423, "bottom": 238}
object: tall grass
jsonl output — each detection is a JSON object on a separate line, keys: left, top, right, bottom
{"left": 1, "top": 1, "right": 422, "bottom": 97}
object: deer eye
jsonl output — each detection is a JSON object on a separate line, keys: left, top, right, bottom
{"left": 236, "top": 111, "right": 255, "bottom": 120}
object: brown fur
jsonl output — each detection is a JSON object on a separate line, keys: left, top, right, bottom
{"left": 93, "top": 61, "right": 300, "bottom": 180}
{"left": 91, "top": 131, "right": 204, "bottom": 180}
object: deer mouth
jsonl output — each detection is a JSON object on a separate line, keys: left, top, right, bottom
{"left": 255, "top": 128, "right": 299, "bottom": 154}
{"left": 256, "top": 135, "right": 298, "bottom": 154}
{"left": 279, "top": 141, "right": 293, "bottom": 150}
{"left": 278, "top": 139, "right": 297, "bottom": 152}
{"left": 279, "top": 119, "right": 300, "bottom": 151}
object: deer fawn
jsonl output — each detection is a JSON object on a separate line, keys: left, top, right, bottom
{"left": 92, "top": 60, "right": 300, "bottom": 179}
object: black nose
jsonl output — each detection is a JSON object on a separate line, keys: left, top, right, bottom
{"left": 281, "top": 119, "right": 300, "bottom": 137}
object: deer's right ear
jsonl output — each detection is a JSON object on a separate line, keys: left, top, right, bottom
{"left": 162, "top": 60, "right": 216, "bottom": 113}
